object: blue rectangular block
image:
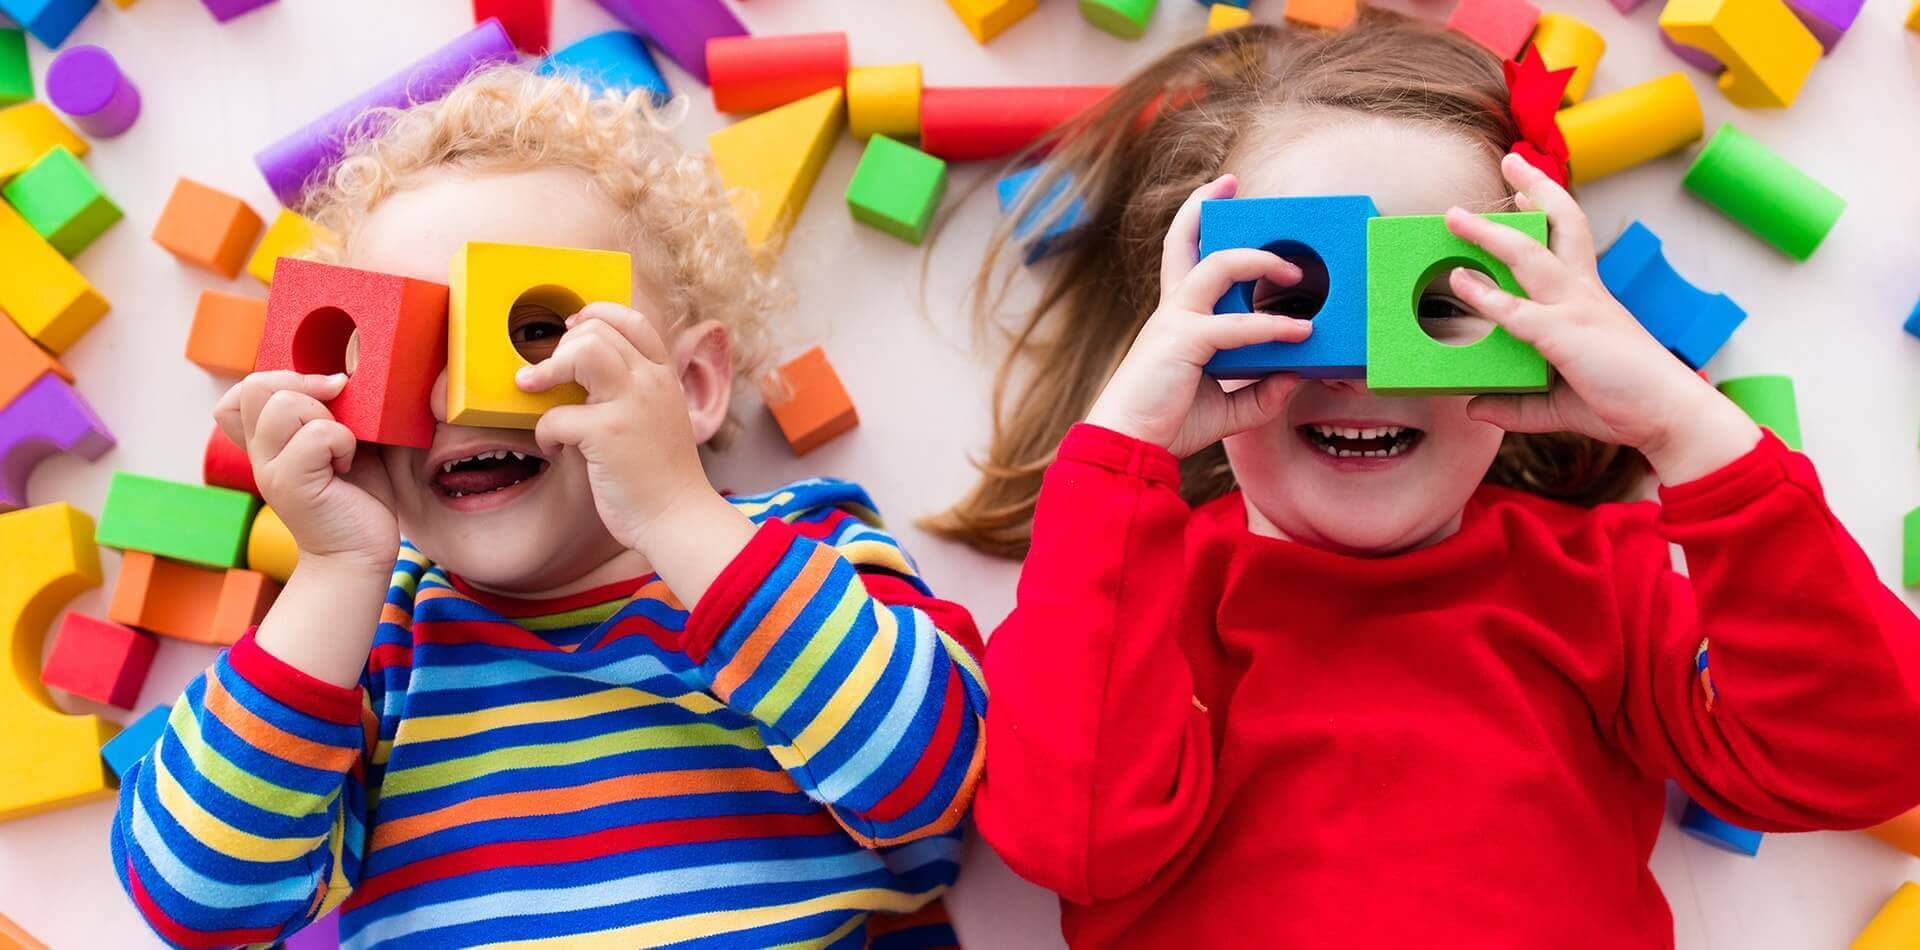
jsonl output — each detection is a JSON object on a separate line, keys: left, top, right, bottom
{"left": 1904, "top": 298, "right": 1920, "bottom": 339}
{"left": 1598, "top": 221, "right": 1746, "bottom": 370}
{"left": 1199, "top": 194, "right": 1377, "bottom": 379}
{"left": 1678, "top": 798, "right": 1762, "bottom": 856}
{"left": 102, "top": 704, "right": 171, "bottom": 781}
{"left": 996, "top": 164, "right": 1090, "bottom": 265}
{"left": 0, "top": 0, "right": 96, "bottom": 47}
{"left": 539, "top": 30, "right": 670, "bottom": 106}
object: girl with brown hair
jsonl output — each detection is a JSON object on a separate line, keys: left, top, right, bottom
{"left": 943, "top": 13, "right": 1920, "bottom": 947}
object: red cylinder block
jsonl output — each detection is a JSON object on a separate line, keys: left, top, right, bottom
{"left": 707, "top": 32, "right": 849, "bottom": 114}
{"left": 204, "top": 426, "right": 259, "bottom": 497}
{"left": 919, "top": 85, "right": 1114, "bottom": 162}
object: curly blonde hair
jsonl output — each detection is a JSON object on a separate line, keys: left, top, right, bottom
{"left": 301, "top": 65, "right": 785, "bottom": 447}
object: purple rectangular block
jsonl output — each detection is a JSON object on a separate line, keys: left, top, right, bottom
{"left": 199, "top": 0, "right": 274, "bottom": 22}
{"left": 0, "top": 372, "right": 113, "bottom": 511}
{"left": 1785, "top": 0, "right": 1861, "bottom": 51}
{"left": 592, "top": 0, "right": 746, "bottom": 85}
{"left": 253, "top": 19, "right": 517, "bottom": 208}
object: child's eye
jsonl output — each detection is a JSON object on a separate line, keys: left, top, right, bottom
{"left": 1416, "top": 293, "right": 1494, "bottom": 345}
{"left": 507, "top": 303, "right": 571, "bottom": 362}
{"left": 1252, "top": 284, "right": 1324, "bottom": 319}
{"left": 1416, "top": 293, "right": 1471, "bottom": 321}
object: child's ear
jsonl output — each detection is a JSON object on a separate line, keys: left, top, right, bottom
{"left": 671, "top": 319, "right": 733, "bottom": 445}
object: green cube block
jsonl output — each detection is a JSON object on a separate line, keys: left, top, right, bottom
{"left": 1080, "top": 0, "right": 1158, "bottom": 38}
{"left": 97, "top": 472, "right": 260, "bottom": 569}
{"left": 2, "top": 146, "right": 123, "bottom": 258}
{"left": 846, "top": 134, "right": 947, "bottom": 245}
{"left": 1365, "top": 212, "right": 1551, "bottom": 395}
{"left": 0, "top": 29, "right": 28, "bottom": 107}
{"left": 1715, "top": 374, "right": 1800, "bottom": 451}
{"left": 1903, "top": 507, "right": 1920, "bottom": 590}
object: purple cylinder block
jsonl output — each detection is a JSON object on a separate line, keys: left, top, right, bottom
{"left": 591, "top": 0, "right": 746, "bottom": 85}
{"left": 0, "top": 373, "right": 114, "bottom": 512}
{"left": 45, "top": 44, "right": 139, "bottom": 137}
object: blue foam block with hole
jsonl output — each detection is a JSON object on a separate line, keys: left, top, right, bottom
{"left": 0, "top": 0, "right": 95, "bottom": 47}
{"left": 1597, "top": 221, "right": 1746, "bottom": 370}
{"left": 996, "top": 164, "right": 1091, "bottom": 265}
{"left": 538, "top": 30, "right": 670, "bottom": 106}
{"left": 1679, "top": 798, "right": 1763, "bottom": 856}
{"left": 1199, "top": 195, "right": 1377, "bottom": 379}
{"left": 101, "top": 704, "right": 171, "bottom": 781}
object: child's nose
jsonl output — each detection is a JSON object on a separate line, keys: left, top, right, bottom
{"left": 1314, "top": 376, "right": 1368, "bottom": 396}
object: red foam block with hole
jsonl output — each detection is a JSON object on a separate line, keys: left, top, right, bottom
{"left": 203, "top": 425, "right": 259, "bottom": 496}
{"left": 42, "top": 613, "right": 158, "bottom": 709}
{"left": 256, "top": 259, "right": 450, "bottom": 448}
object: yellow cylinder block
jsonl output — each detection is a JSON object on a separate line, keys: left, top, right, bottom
{"left": 1207, "top": 3, "right": 1254, "bottom": 32}
{"left": 848, "top": 64, "right": 923, "bottom": 141}
{"left": 1556, "top": 72, "right": 1703, "bottom": 185}
{"left": 1533, "top": 13, "right": 1606, "bottom": 104}
{"left": 247, "top": 505, "right": 299, "bottom": 584}
{"left": 1854, "top": 882, "right": 1920, "bottom": 950}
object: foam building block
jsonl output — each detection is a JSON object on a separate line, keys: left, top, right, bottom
{"left": 1909, "top": 0, "right": 1919, "bottom": 30}
{"left": 1716, "top": 374, "right": 1800, "bottom": 450}
{"left": 151, "top": 177, "right": 264, "bottom": 279}
{"left": 1366, "top": 213, "right": 1550, "bottom": 395}
{"left": 284, "top": 911, "right": 341, "bottom": 950}
{"left": 761, "top": 346, "right": 857, "bottom": 455}
{"left": 1446, "top": 0, "right": 1540, "bottom": 60}
{"left": 0, "top": 911, "right": 48, "bottom": 950}
{"left": 474, "top": 0, "right": 549, "bottom": 54}
{"left": 539, "top": 30, "right": 669, "bottom": 105}
{"left": 1, "top": 28, "right": 30, "bottom": 106}
{"left": 919, "top": 85, "right": 1112, "bottom": 162}
{"left": 708, "top": 32, "right": 847, "bottom": 114}
{"left": 1200, "top": 0, "right": 1251, "bottom": 6}
{"left": 0, "top": 201, "right": 106, "bottom": 353}
{"left": 110, "top": 551, "right": 278, "bottom": 645}
{"left": 0, "top": 0, "right": 97, "bottom": 47}
{"left": 1905, "top": 508, "right": 1920, "bottom": 590}
{"left": 202, "top": 425, "right": 258, "bottom": 496}
{"left": 847, "top": 63, "right": 921, "bottom": 140}
{"left": 846, "top": 135, "right": 947, "bottom": 245}
{"left": 1683, "top": 124, "right": 1842, "bottom": 262}
{"left": 1208, "top": 3, "right": 1255, "bottom": 31}
{"left": 997, "top": 164, "right": 1091, "bottom": 264}
{"left": 200, "top": 0, "right": 273, "bottom": 21}
{"left": 709, "top": 87, "right": 845, "bottom": 248}
{"left": 1659, "top": 0, "right": 1820, "bottom": 109}
{"left": 40, "top": 612, "right": 154, "bottom": 708}
{"left": 44, "top": 44, "right": 138, "bottom": 137}
{"left": 0, "top": 501, "right": 116, "bottom": 821}
{"left": 592, "top": 0, "right": 746, "bottom": 84}
{"left": 96, "top": 472, "right": 259, "bottom": 569}
{"left": 1870, "top": 805, "right": 1920, "bottom": 856}
{"left": 1, "top": 145, "right": 121, "bottom": 258}
{"left": 1556, "top": 72, "right": 1702, "bottom": 185}
{"left": 1678, "top": 799, "right": 1763, "bottom": 855}
{"left": 1855, "top": 883, "right": 1920, "bottom": 950}
{"left": 255, "top": 20, "right": 515, "bottom": 207}
{"left": 247, "top": 209, "right": 329, "bottom": 285}
{"left": 247, "top": 505, "right": 296, "bottom": 583}
{"left": 1081, "top": 0, "right": 1158, "bottom": 39}
{"left": 185, "top": 289, "right": 268, "bottom": 377}
{"left": 1908, "top": 298, "right": 1920, "bottom": 339}
{"left": 100, "top": 703, "right": 167, "bottom": 782}
{"left": 448, "top": 243, "right": 629, "bottom": 428}
{"left": 1200, "top": 195, "right": 1378, "bottom": 379}
{"left": 0, "top": 373, "right": 112, "bottom": 512}
{"left": 1285, "top": 0, "right": 1357, "bottom": 29}
{"left": 946, "top": 0, "right": 1038, "bottom": 42}
{"left": 1597, "top": 221, "right": 1745, "bottom": 369}
{"left": 1531, "top": 13, "right": 1605, "bottom": 104}
{"left": 1783, "top": 0, "right": 1861, "bottom": 51}
{"left": 0, "top": 316, "right": 70, "bottom": 409}
{"left": 257, "top": 259, "right": 450, "bottom": 446}
{"left": 0, "top": 100, "right": 87, "bottom": 180}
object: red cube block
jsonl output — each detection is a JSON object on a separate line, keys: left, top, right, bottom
{"left": 1446, "top": 0, "right": 1541, "bottom": 60}
{"left": 42, "top": 613, "right": 158, "bottom": 709}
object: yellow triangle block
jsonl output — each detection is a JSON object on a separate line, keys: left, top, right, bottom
{"left": 709, "top": 87, "right": 845, "bottom": 249}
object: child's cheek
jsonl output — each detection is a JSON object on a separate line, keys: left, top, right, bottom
{"left": 430, "top": 369, "right": 449, "bottom": 423}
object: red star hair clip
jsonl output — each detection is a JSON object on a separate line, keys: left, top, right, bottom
{"left": 1503, "top": 48, "right": 1575, "bottom": 188}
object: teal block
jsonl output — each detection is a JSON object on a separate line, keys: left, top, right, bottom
{"left": 0, "top": 28, "right": 29, "bottom": 106}
{"left": 2, "top": 145, "right": 121, "bottom": 257}
{"left": 1365, "top": 212, "right": 1551, "bottom": 395}
{"left": 845, "top": 134, "right": 947, "bottom": 245}
{"left": 1080, "top": 0, "right": 1158, "bottom": 38}
{"left": 102, "top": 704, "right": 170, "bottom": 781}
{"left": 96, "top": 472, "right": 260, "bottom": 569}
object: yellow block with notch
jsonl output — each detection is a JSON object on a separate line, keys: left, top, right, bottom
{"left": 848, "top": 64, "right": 922, "bottom": 141}
{"left": 1556, "top": 72, "right": 1702, "bottom": 185}
{"left": 246, "top": 210, "right": 332, "bottom": 285}
{"left": 0, "top": 201, "right": 108, "bottom": 354}
{"left": 0, "top": 502, "right": 117, "bottom": 822}
{"left": 1208, "top": 3, "right": 1254, "bottom": 31}
{"left": 1658, "top": 0, "right": 1819, "bottom": 108}
{"left": 0, "top": 102, "right": 87, "bottom": 180}
{"left": 1854, "top": 882, "right": 1920, "bottom": 950}
{"left": 1533, "top": 13, "right": 1606, "bottom": 104}
{"left": 246, "top": 505, "right": 298, "bottom": 583}
{"left": 448, "top": 242, "right": 633, "bottom": 429}
{"left": 946, "top": 0, "right": 1038, "bottom": 42}
{"left": 709, "top": 87, "right": 846, "bottom": 249}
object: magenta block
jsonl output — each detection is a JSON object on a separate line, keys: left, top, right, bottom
{"left": 591, "top": 0, "right": 745, "bottom": 85}
{"left": 1607, "top": 0, "right": 1650, "bottom": 11}
{"left": 44, "top": 44, "right": 139, "bottom": 137}
{"left": 285, "top": 910, "right": 341, "bottom": 950}
{"left": 199, "top": 0, "right": 274, "bottom": 21}
{"left": 253, "top": 19, "right": 517, "bottom": 207}
{"left": 0, "top": 373, "right": 113, "bottom": 511}
{"left": 1785, "top": 0, "right": 1861, "bottom": 50}
{"left": 1662, "top": 32, "right": 1723, "bottom": 73}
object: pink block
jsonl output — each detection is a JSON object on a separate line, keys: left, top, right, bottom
{"left": 45, "top": 45, "right": 141, "bottom": 138}
{"left": 1445, "top": 0, "right": 1541, "bottom": 60}
{"left": 0, "top": 373, "right": 114, "bottom": 512}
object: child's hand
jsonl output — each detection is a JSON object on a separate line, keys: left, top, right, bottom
{"left": 214, "top": 372, "right": 400, "bottom": 573}
{"left": 1085, "top": 175, "right": 1313, "bottom": 459}
{"left": 1444, "top": 154, "right": 1762, "bottom": 485}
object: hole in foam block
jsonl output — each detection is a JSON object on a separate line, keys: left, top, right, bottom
{"left": 1414, "top": 258, "right": 1497, "bottom": 348}
{"left": 288, "top": 306, "right": 357, "bottom": 376}
{"left": 508, "top": 285, "right": 587, "bottom": 365}
{"left": 1248, "top": 240, "right": 1331, "bottom": 321}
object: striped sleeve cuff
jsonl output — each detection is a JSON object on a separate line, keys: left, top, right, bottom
{"left": 1059, "top": 423, "right": 1183, "bottom": 487}
{"left": 226, "top": 629, "right": 365, "bottom": 726}
{"left": 680, "top": 519, "right": 799, "bottom": 665}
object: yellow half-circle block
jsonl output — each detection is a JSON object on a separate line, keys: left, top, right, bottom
{"left": 0, "top": 502, "right": 117, "bottom": 822}
{"left": 246, "top": 505, "right": 298, "bottom": 583}
{"left": 1533, "top": 13, "right": 1606, "bottom": 104}
{"left": 1557, "top": 72, "right": 1703, "bottom": 185}
{"left": 710, "top": 88, "right": 847, "bottom": 250}
{"left": 848, "top": 64, "right": 922, "bottom": 141}
{"left": 1854, "top": 882, "right": 1920, "bottom": 950}
{"left": 1658, "top": 0, "right": 1820, "bottom": 109}
{"left": 946, "top": 0, "right": 1039, "bottom": 42}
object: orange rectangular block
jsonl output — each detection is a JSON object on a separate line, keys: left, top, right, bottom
{"left": 1285, "top": 0, "right": 1357, "bottom": 28}
{"left": 759, "top": 346, "right": 857, "bottom": 455}
{"left": 108, "top": 551, "right": 280, "bottom": 646}
{"left": 151, "top": 178, "right": 264, "bottom": 279}
{"left": 0, "top": 912, "right": 48, "bottom": 950}
{"left": 185, "top": 289, "right": 268, "bottom": 376}
{"left": 1868, "top": 805, "right": 1920, "bottom": 858}
{"left": 0, "top": 314, "right": 72, "bottom": 409}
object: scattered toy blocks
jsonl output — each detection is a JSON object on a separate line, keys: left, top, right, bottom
{"left": 1556, "top": 72, "right": 1703, "bottom": 185}
{"left": 847, "top": 135, "right": 947, "bottom": 245}
{"left": 1906, "top": 508, "right": 1920, "bottom": 590}
{"left": 0, "top": 372, "right": 112, "bottom": 511}
{"left": 0, "top": 100, "right": 87, "bottom": 180}
{"left": 1285, "top": 0, "right": 1356, "bottom": 28}
{"left": 0, "top": 911, "right": 48, "bottom": 950}
{"left": 1446, "top": 0, "right": 1540, "bottom": 60}
{"left": 474, "top": 0, "right": 550, "bottom": 54}
{"left": 448, "top": 243, "right": 629, "bottom": 428}
{"left": 592, "top": 0, "right": 746, "bottom": 84}
{"left": 1683, "top": 124, "right": 1842, "bottom": 261}
{"left": 0, "top": 201, "right": 106, "bottom": 353}
{"left": 257, "top": 258, "right": 450, "bottom": 446}
{"left": 185, "top": 289, "right": 268, "bottom": 377}
{"left": 0, "top": 0, "right": 97, "bottom": 48}
{"left": 1784, "top": 0, "right": 1862, "bottom": 51}
{"left": 1208, "top": 2, "right": 1255, "bottom": 31}
{"left": 919, "top": 85, "right": 1112, "bottom": 162}
{"left": 847, "top": 63, "right": 922, "bottom": 140}
{"left": 1201, "top": 195, "right": 1378, "bottom": 379}
{"left": 100, "top": 703, "right": 168, "bottom": 782}
{"left": 110, "top": 551, "right": 278, "bottom": 645}
{"left": 0, "top": 316, "right": 70, "bottom": 409}
{"left": 1716, "top": 374, "right": 1800, "bottom": 450}
{"left": 1597, "top": 221, "right": 1745, "bottom": 369}
{"left": 709, "top": 87, "right": 846, "bottom": 248}
{"left": 996, "top": 164, "right": 1091, "bottom": 264}
{"left": 40, "top": 612, "right": 154, "bottom": 709}
{"left": 1366, "top": 213, "right": 1551, "bottom": 395}
{"left": 202, "top": 425, "right": 258, "bottom": 496}
{"left": 96, "top": 471, "right": 259, "bottom": 569}
{"left": 762, "top": 346, "right": 857, "bottom": 455}
{"left": 708, "top": 32, "right": 848, "bottom": 114}
{"left": 1531, "top": 13, "right": 1605, "bottom": 103}
{"left": 246, "top": 209, "right": 329, "bottom": 285}
{"left": 247, "top": 504, "right": 296, "bottom": 583}
{"left": 946, "top": 0, "right": 1038, "bottom": 43}
{"left": 539, "top": 30, "right": 669, "bottom": 105}
{"left": 0, "top": 28, "right": 28, "bottom": 107}
{"left": 199, "top": 0, "right": 274, "bottom": 21}
{"left": 1659, "top": 0, "right": 1820, "bottom": 109}
{"left": 1081, "top": 0, "right": 1158, "bottom": 39}
{"left": 151, "top": 177, "right": 264, "bottom": 279}
{"left": 2, "top": 145, "right": 120, "bottom": 258}
{"left": 1869, "top": 806, "right": 1920, "bottom": 856}
{"left": 1678, "top": 798, "right": 1763, "bottom": 855}
{"left": 1854, "top": 882, "right": 1920, "bottom": 950}
{"left": 44, "top": 43, "right": 139, "bottom": 138}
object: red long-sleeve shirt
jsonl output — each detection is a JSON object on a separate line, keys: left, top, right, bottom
{"left": 977, "top": 424, "right": 1920, "bottom": 948}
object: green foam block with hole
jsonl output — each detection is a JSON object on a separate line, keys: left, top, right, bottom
{"left": 1715, "top": 374, "right": 1800, "bottom": 451}
{"left": 96, "top": 472, "right": 261, "bottom": 569}
{"left": 1365, "top": 212, "right": 1550, "bottom": 395}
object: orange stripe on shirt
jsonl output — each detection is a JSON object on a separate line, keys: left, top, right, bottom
{"left": 203, "top": 673, "right": 359, "bottom": 774}
{"left": 710, "top": 545, "right": 840, "bottom": 699}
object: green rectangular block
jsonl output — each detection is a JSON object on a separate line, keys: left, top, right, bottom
{"left": 1904, "top": 507, "right": 1920, "bottom": 590}
{"left": 1366, "top": 212, "right": 1551, "bottom": 395}
{"left": 1715, "top": 374, "right": 1800, "bottom": 451}
{"left": 0, "top": 29, "right": 28, "bottom": 107}
{"left": 96, "top": 472, "right": 260, "bottom": 569}
{"left": 2, "top": 146, "right": 123, "bottom": 258}
{"left": 1080, "top": 0, "right": 1158, "bottom": 38}
{"left": 845, "top": 134, "right": 947, "bottom": 246}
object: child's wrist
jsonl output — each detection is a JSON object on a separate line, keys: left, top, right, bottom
{"left": 1640, "top": 394, "right": 1764, "bottom": 486}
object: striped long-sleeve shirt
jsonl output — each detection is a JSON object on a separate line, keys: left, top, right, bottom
{"left": 109, "top": 479, "right": 988, "bottom": 949}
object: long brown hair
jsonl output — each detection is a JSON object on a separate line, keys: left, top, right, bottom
{"left": 924, "top": 12, "right": 1644, "bottom": 560}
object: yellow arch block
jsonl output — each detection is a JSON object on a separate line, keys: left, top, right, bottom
{"left": 246, "top": 505, "right": 298, "bottom": 583}
{"left": 710, "top": 88, "right": 846, "bottom": 249}
{"left": 0, "top": 502, "right": 116, "bottom": 822}
{"left": 1557, "top": 72, "right": 1703, "bottom": 185}
{"left": 1854, "top": 882, "right": 1920, "bottom": 950}
{"left": 1659, "top": 0, "right": 1820, "bottom": 109}
{"left": 848, "top": 64, "right": 922, "bottom": 141}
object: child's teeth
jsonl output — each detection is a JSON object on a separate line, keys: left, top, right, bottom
{"left": 510, "top": 451, "right": 527, "bottom": 461}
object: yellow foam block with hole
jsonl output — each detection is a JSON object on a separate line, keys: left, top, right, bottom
{"left": 0, "top": 103, "right": 87, "bottom": 181}
{"left": 0, "top": 502, "right": 117, "bottom": 822}
{"left": 1658, "top": 0, "right": 1819, "bottom": 108}
{"left": 1854, "top": 883, "right": 1920, "bottom": 950}
{"left": 0, "top": 201, "right": 108, "bottom": 354}
{"left": 246, "top": 210, "right": 332, "bottom": 285}
{"left": 1208, "top": 3, "right": 1254, "bottom": 31}
{"left": 448, "top": 242, "right": 632, "bottom": 429}
{"left": 946, "top": 0, "right": 1038, "bottom": 42}
{"left": 1533, "top": 13, "right": 1606, "bottom": 104}
{"left": 709, "top": 87, "right": 845, "bottom": 249}
{"left": 848, "top": 64, "right": 922, "bottom": 141}
{"left": 246, "top": 505, "right": 298, "bottom": 583}
{"left": 1556, "top": 72, "right": 1703, "bottom": 185}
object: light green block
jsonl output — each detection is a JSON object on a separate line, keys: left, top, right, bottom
{"left": 1683, "top": 124, "right": 1843, "bottom": 262}
{"left": 1716, "top": 374, "right": 1800, "bottom": 451}
{"left": 2, "top": 146, "right": 123, "bottom": 258}
{"left": 845, "top": 134, "right": 947, "bottom": 246}
{"left": 1904, "top": 507, "right": 1920, "bottom": 590}
{"left": 96, "top": 472, "right": 260, "bottom": 569}
{"left": 1080, "top": 0, "right": 1158, "bottom": 38}
{"left": 1365, "top": 212, "right": 1551, "bottom": 395}
{"left": 0, "top": 29, "right": 28, "bottom": 107}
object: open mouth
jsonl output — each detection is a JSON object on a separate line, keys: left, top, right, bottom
{"left": 1298, "top": 424, "right": 1423, "bottom": 459}
{"left": 430, "top": 448, "right": 549, "bottom": 499}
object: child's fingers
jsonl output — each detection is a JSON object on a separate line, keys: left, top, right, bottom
{"left": 517, "top": 321, "right": 636, "bottom": 397}
{"left": 1500, "top": 153, "right": 1596, "bottom": 269}
{"left": 569, "top": 303, "right": 669, "bottom": 365}
{"left": 1465, "top": 390, "right": 1572, "bottom": 434}
{"left": 532, "top": 403, "right": 592, "bottom": 458}
{"left": 235, "top": 372, "right": 347, "bottom": 444}
{"left": 1444, "top": 207, "right": 1567, "bottom": 302}
{"left": 1160, "top": 174, "right": 1238, "bottom": 295}
{"left": 250, "top": 389, "right": 337, "bottom": 464}
{"left": 1191, "top": 312, "right": 1312, "bottom": 355}
{"left": 1171, "top": 248, "right": 1300, "bottom": 315}
{"left": 1449, "top": 268, "right": 1550, "bottom": 344}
